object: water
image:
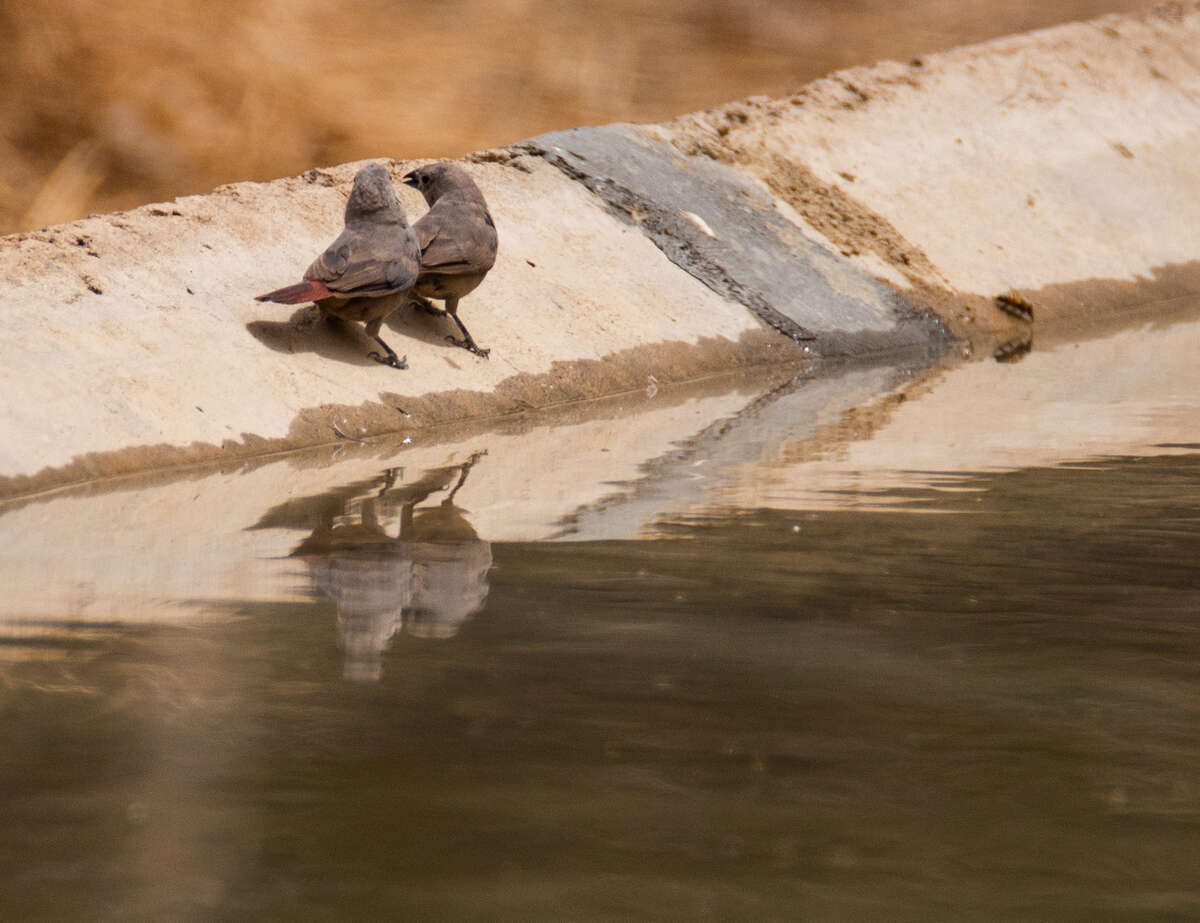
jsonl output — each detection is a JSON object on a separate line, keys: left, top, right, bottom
{"left": 3, "top": 314, "right": 1200, "bottom": 920}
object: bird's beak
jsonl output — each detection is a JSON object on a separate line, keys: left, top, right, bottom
{"left": 401, "top": 171, "right": 419, "bottom": 188}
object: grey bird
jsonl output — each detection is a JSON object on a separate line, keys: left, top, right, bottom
{"left": 256, "top": 163, "right": 420, "bottom": 369}
{"left": 402, "top": 163, "right": 498, "bottom": 358}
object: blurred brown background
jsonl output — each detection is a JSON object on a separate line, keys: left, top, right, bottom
{"left": 1, "top": 0, "right": 1147, "bottom": 233}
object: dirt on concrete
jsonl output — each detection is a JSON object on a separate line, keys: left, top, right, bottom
{"left": 0, "top": 353, "right": 810, "bottom": 514}
{"left": 0, "top": 329, "right": 806, "bottom": 503}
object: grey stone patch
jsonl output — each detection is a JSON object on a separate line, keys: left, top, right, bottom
{"left": 520, "top": 123, "right": 946, "bottom": 357}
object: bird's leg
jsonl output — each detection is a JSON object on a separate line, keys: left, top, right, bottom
{"left": 377, "top": 467, "right": 403, "bottom": 496}
{"left": 411, "top": 295, "right": 446, "bottom": 316}
{"left": 443, "top": 298, "right": 490, "bottom": 358}
{"left": 444, "top": 452, "right": 484, "bottom": 504}
{"left": 364, "top": 318, "right": 408, "bottom": 369}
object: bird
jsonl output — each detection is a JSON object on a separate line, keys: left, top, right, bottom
{"left": 402, "top": 163, "right": 498, "bottom": 358}
{"left": 255, "top": 163, "right": 421, "bottom": 369}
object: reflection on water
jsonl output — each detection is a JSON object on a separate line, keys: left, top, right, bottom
{"left": 254, "top": 454, "right": 491, "bottom": 682}
{"left": 3, "top": 454, "right": 1200, "bottom": 919}
{"left": 4, "top": 318, "right": 1200, "bottom": 918}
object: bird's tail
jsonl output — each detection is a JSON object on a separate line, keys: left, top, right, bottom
{"left": 255, "top": 280, "right": 334, "bottom": 304}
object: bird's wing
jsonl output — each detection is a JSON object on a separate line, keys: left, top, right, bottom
{"left": 304, "top": 226, "right": 419, "bottom": 295}
{"left": 415, "top": 203, "right": 498, "bottom": 275}
{"left": 303, "top": 229, "right": 353, "bottom": 281}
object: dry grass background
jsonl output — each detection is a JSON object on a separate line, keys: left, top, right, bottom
{"left": 0, "top": 0, "right": 1148, "bottom": 233}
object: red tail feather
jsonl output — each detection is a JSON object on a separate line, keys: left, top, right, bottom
{"left": 255, "top": 280, "right": 334, "bottom": 304}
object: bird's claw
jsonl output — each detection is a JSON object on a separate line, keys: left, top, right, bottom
{"left": 368, "top": 350, "right": 408, "bottom": 370}
{"left": 444, "top": 335, "right": 490, "bottom": 359}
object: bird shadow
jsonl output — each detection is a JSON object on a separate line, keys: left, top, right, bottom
{"left": 247, "top": 305, "right": 381, "bottom": 367}
{"left": 384, "top": 302, "right": 462, "bottom": 350}
{"left": 247, "top": 302, "right": 463, "bottom": 365}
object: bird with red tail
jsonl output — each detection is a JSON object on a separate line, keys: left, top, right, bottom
{"left": 256, "top": 163, "right": 420, "bottom": 369}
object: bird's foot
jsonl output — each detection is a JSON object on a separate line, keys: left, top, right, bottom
{"left": 445, "top": 335, "right": 490, "bottom": 359}
{"left": 413, "top": 297, "right": 446, "bottom": 317}
{"left": 368, "top": 350, "right": 409, "bottom": 370}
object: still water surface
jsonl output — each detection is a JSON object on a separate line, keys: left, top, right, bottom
{"left": 3, "top": 319, "right": 1200, "bottom": 920}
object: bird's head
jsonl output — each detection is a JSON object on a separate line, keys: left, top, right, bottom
{"left": 345, "top": 163, "right": 406, "bottom": 223}
{"left": 402, "top": 162, "right": 482, "bottom": 206}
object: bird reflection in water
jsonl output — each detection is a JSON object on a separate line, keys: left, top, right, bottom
{"left": 268, "top": 453, "right": 490, "bottom": 682}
